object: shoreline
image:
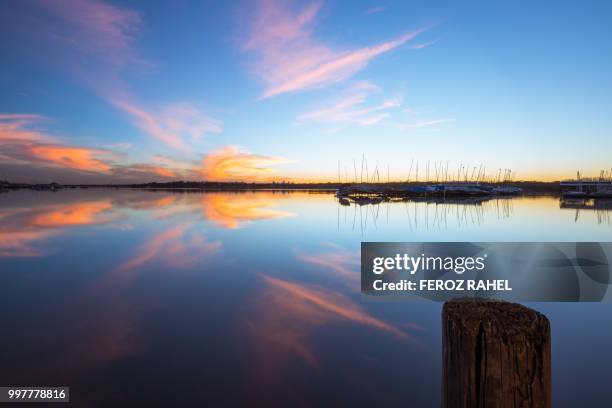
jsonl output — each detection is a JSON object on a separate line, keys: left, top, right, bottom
{"left": 1, "top": 180, "right": 563, "bottom": 194}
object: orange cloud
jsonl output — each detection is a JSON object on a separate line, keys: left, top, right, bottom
{"left": 244, "top": 0, "right": 429, "bottom": 98}
{"left": 201, "top": 193, "right": 294, "bottom": 229}
{"left": 152, "top": 166, "right": 175, "bottom": 178}
{"left": 0, "top": 113, "right": 199, "bottom": 182}
{"left": 202, "top": 146, "right": 292, "bottom": 181}
{"left": 0, "top": 114, "right": 118, "bottom": 175}
{"left": 29, "top": 145, "right": 114, "bottom": 173}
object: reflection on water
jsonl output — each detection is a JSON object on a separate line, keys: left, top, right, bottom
{"left": 0, "top": 198, "right": 116, "bottom": 257}
{"left": 245, "top": 274, "right": 417, "bottom": 403}
{"left": 560, "top": 198, "right": 612, "bottom": 225}
{"left": 1, "top": 190, "right": 611, "bottom": 406}
{"left": 200, "top": 192, "right": 295, "bottom": 229}
{"left": 337, "top": 197, "right": 516, "bottom": 234}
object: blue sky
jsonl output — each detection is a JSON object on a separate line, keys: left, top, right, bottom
{"left": 1, "top": 0, "right": 611, "bottom": 182}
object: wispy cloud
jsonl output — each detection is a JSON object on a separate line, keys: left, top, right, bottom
{"left": 114, "top": 224, "right": 221, "bottom": 273}
{"left": 299, "top": 81, "right": 400, "bottom": 126}
{"left": 410, "top": 39, "right": 437, "bottom": 50}
{"left": 201, "top": 146, "right": 293, "bottom": 181}
{"left": 103, "top": 142, "right": 132, "bottom": 150}
{"left": 0, "top": 198, "right": 115, "bottom": 257}
{"left": 31, "top": 200, "right": 114, "bottom": 227}
{"left": 400, "top": 118, "right": 454, "bottom": 130}
{"left": 0, "top": 114, "right": 117, "bottom": 173}
{"left": 0, "top": 113, "right": 201, "bottom": 182}
{"left": 242, "top": 273, "right": 414, "bottom": 391}
{"left": 364, "top": 6, "right": 386, "bottom": 15}
{"left": 0, "top": 114, "right": 51, "bottom": 142}
{"left": 243, "top": 0, "right": 428, "bottom": 98}
{"left": 112, "top": 100, "right": 222, "bottom": 151}
{"left": 114, "top": 163, "right": 178, "bottom": 179}
{"left": 296, "top": 247, "right": 360, "bottom": 283}
{"left": 15, "top": 1, "right": 222, "bottom": 151}
{"left": 153, "top": 154, "right": 193, "bottom": 169}
{"left": 29, "top": 145, "right": 115, "bottom": 172}
{"left": 39, "top": 0, "right": 141, "bottom": 67}
{"left": 258, "top": 274, "right": 411, "bottom": 339}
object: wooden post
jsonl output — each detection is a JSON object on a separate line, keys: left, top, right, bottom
{"left": 443, "top": 298, "right": 551, "bottom": 408}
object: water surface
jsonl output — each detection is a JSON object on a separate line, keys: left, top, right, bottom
{"left": 1, "top": 190, "right": 611, "bottom": 406}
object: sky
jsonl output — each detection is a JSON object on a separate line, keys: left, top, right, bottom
{"left": 1, "top": 0, "right": 611, "bottom": 183}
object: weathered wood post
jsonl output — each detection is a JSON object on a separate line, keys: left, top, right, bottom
{"left": 443, "top": 298, "right": 551, "bottom": 408}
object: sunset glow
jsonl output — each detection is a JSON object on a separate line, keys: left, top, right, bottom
{"left": 1, "top": 1, "right": 610, "bottom": 182}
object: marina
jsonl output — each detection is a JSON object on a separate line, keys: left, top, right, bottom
{"left": 560, "top": 171, "right": 612, "bottom": 198}
{"left": 335, "top": 167, "right": 612, "bottom": 206}
{"left": 336, "top": 182, "right": 522, "bottom": 204}
{"left": 335, "top": 160, "right": 523, "bottom": 204}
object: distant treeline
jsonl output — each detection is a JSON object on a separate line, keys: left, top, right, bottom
{"left": 0, "top": 181, "right": 559, "bottom": 194}
{"left": 1, "top": 179, "right": 561, "bottom": 193}
{"left": 1, "top": 180, "right": 338, "bottom": 191}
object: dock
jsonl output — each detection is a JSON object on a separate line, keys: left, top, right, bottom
{"left": 335, "top": 182, "right": 522, "bottom": 204}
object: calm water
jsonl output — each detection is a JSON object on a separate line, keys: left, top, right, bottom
{"left": 1, "top": 190, "right": 611, "bottom": 406}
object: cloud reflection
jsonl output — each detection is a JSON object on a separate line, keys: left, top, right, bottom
{"left": 201, "top": 193, "right": 295, "bottom": 229}
{"left": 39, "top": 222, "right": 222, "bottom": 381}
{"left": 114, "top": 224, "right": 221, "bottom": 274}
{"left": 31, "top": 199, "right": 113, "bottom": 227}
{"left": 244, "top": 274, "right": 413, "bottom": 389}
{"left": 296, "top": 247, "right": 360, "bottom": 283}
{"left": 0, "top": 229, "right": 56, "bottom": 257}
{"left": 0, "top": 198, "right": 115, "bottom": 257}
{"left": 260, "top": 275, "right": 409, "bottom": 339}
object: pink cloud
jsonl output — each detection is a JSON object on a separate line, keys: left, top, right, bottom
{"left": 258, "top": 274, "right": 411, "bottom": 339}
{"left": 0, "top": 114, "right": 51, "bottom": 142}
{"left": 112, "top": 100, "right": 222, "bottom": 151}
{"left": 243, "top": 0, "right": 428, "bottom": 98}
{"left": 299, "top": 81, "right": 401, "bottom": 126}
{"left": 113, "top": 224, "right": 222, "bottom": 277}
{"left": 242, "top": 273, "right": 415, "bottom": 395}
{"left": 40, "top": 0, "right": 141, "bottom": 67}
{"left": 364, "top": 6, "right": 386, "bottom": 15}
{"left": 27, "top": 1, "right": 222, "bottom": 150}
{"left": 296, "top": 248, "right": 360, "bottom": 283}
{"left": 410, "top": 39, "right": 438, "bottom": 50}
{"left": 400, "top": 118, "right": 454, "bottom": 130}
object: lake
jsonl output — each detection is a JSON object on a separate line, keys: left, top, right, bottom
{"left": 1, "top": 190, "right": 611, "bottom": 406}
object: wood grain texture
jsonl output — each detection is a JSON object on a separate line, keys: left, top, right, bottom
{"left": 443, "top": 298, "right": 551, "bottom": 408}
